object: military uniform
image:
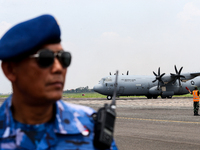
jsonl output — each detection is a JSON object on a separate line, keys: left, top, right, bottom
{"left": 0, "top": 14, "right": 118, "bottom": 149}
{"left": 0, "top": 96, "right": 118, "bottom": 149}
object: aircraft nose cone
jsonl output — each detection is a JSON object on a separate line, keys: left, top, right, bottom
{"left": 93, "top": 84, "right": 102, "bottom": 93}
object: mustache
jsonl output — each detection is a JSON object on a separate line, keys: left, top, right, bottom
{"left": 46, "top": 76, "right": 65, "bottom": 85}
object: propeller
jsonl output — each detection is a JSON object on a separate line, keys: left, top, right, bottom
{"left": 110, "top": 72, "right": 118, "bottom": 75}
{"left": 122, "top": 71, "right": 129, "bottom": 75}
{"left": 170, "top": 65, "right": 185, "bottom": 86}
{"left": 152, "top": 67, "right": 165, "bottom": 90}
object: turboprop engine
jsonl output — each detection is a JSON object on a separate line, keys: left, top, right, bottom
{"left": 149, "top": 86, "right": 161, "bottom": 95}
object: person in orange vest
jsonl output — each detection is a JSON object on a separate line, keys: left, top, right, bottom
{"left": 189, "top": 86, "right": 200, "bottom": 116}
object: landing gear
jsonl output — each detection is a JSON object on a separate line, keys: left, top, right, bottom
{"left": 146, "top": 96, "right": 152, "bottom": 99}
{"left": 107, "top": 95, "right": 112, "bottom": 100}
{"left": 146, "top": 95, "right": 158, "bottom": 99}
{"left": 161, "top": 96, "right": 166, "bottom": 99}
{"left": 152, "top": 96, "right": 158, "bottom": 99}
{"left": 161, "top": 96, "right": 172, "bottom": 99}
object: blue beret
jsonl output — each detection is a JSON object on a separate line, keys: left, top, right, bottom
{"left": 0, "top": 14, "right": 61, "bottom": 60}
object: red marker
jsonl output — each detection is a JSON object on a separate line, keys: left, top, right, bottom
{"left": 186, "top": 87, "right": 191, "bottom": 93}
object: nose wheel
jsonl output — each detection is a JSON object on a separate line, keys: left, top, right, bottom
{"left": 107, "top": 95, "right": 112, "bottom": 100}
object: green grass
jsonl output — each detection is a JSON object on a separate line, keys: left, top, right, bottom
{"left": 62, "top": 92, "right": 107, "bottom": 98}
{"left": 0, "top": 95, "right": 10, "bottom": 98}
{"left": 0, "top": 92, "right": 193, "bottom": 99}
{"left": 174, "top": 94, "right": 192, "bottom": 97}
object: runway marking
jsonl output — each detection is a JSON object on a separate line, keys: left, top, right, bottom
{"left": 117, "top": 117, "right": 200, "bottom": 124}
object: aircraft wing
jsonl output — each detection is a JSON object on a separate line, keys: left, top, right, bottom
{"left": 161, "top": 72, "right": 200, "bottom": 84}
{"left": 180, "top": 72, "right": 200, "bottom": 82}
{"left": 190, "top": 72, "right": 200, "bottom": 76}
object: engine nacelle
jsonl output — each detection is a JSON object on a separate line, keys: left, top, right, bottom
{"left": 161, "top": 91, "right": 174, "bottom": 97}
{"left": 149, "top": 86, "right": 161, "bottom": 95}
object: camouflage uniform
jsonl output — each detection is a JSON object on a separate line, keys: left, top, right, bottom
{"left": 0, "top": 96, "right": 118, "bottom": 150}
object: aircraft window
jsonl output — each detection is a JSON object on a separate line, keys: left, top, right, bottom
{"left": 99, "top": 78, "right": 105, "bottom": 84}
{"left": 105, "top": 77, "right": 112, "bottom": 82}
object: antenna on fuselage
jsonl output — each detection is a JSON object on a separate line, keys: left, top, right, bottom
{"left": 93, "top": 70, "right": 118, "bottom": 149}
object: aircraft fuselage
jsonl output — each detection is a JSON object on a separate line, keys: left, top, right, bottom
{"left": 93, "top": 75, "right": 200, "bottom": 99}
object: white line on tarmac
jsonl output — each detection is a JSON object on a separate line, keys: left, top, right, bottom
{"left": 117, "top": 117, "right": 200, "bottom": 124}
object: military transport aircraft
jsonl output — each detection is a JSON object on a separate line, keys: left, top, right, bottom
{"left": 93, "top": 66, "right": 200, "bottom": 100}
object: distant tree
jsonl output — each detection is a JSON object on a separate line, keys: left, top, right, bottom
{"left": 63, "top": 86, "right": 94, "bottom": 93}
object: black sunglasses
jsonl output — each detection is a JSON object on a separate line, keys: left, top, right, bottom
{"left": 30, "top": 49, "right": 71, "bottom": 68}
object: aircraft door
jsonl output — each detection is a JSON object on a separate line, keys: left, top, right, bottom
{"left": 135, "top": 83, "right": 148, "bottom": 94}
{"left": 118, "top": 86, "right": 124, "bottom": 95}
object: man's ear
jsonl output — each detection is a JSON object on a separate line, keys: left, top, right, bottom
{"left": 1, "top": 61, "right": 17, "bottom": 82}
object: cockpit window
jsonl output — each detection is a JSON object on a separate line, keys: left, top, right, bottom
{"left": 99, "top": 78, "right": 105, "bottom": 84}
{"left": 98, "top": 77, "right": 112, "bottom": 84}
{"left": 105, "top": 77, "right": 112, "bottom": 82}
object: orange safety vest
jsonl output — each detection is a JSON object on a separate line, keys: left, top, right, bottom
{"left": 192, "top": 90, "right": 199, "bottom": 102}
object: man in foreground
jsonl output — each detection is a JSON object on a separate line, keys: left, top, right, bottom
{"left": 0, "top": 14, "right": 118, "bottom": 149}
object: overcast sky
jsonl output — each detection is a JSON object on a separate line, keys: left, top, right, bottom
{"left": 1, "top": 0, "right": 200, "bottom": 93}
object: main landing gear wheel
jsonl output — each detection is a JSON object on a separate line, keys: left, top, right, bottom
{"left": 146, "top": 96, "right": 152, "bottom": 99}
{"left": 107, "top": 95, "right": 112, "bottom": 100}
{"left": 152, "top": 96, "right": 158, "bottom": 99}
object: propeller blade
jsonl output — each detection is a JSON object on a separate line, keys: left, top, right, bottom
{"left": 179, "top": 67, "right": 183, "bottom": 74}
{"left": 152, "top": 79, "right": 157, "bottom": 83}
{"left": 153, "top": 71, "right": 157, "bottom": 76}
{"left": 152, "top": 67, "right": 165, "bottom": 89}
{"left": 170, "top": 73, "right": 175, "bottom": 76}
{"left": 110, "top": 72, "right": 111, "bottom": 75}
{"left": 127, "top": 71, "right": 129, "bottom": 75}
{"left": 160, "top": 73, "right": 165, "bottom": 78}
{"left": 175, "top": 65, "right": 178, "bottom": 74}
{"left": 157, "top": 82, "right": 160, "bottom": 90}
{"left": 179, "top": 79, "right": 181, "bottom": 86}
{"left": 171, "top": 66, "right": 184, "bottom": 86}
{"left": 179, "top": 75, "right": 185, "bottom": 78}
{"left": 158, "top": 67, "right": 160, "bottom": 76}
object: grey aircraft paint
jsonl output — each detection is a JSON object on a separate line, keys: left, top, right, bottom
{"left": 93, "top": 66, "right": 200, "bottom": 100}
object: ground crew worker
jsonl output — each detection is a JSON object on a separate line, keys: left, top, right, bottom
{"left": 0, "top": 14, "right": 118, "bottom": 149}
{"left": 189, "top": 86, "right": 200, "bottom": 116}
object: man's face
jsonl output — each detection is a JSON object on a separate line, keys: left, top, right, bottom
{"left": 13, "top": 43, "right": 67, "bottom": 103}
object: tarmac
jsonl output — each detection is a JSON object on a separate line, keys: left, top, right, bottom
{"left": 0, "top": 97, "right": 200, "bottom": 150}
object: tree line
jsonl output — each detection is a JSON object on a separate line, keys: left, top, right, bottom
{"left": 63, "top": 86, "right": 94, "bottom": 93}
